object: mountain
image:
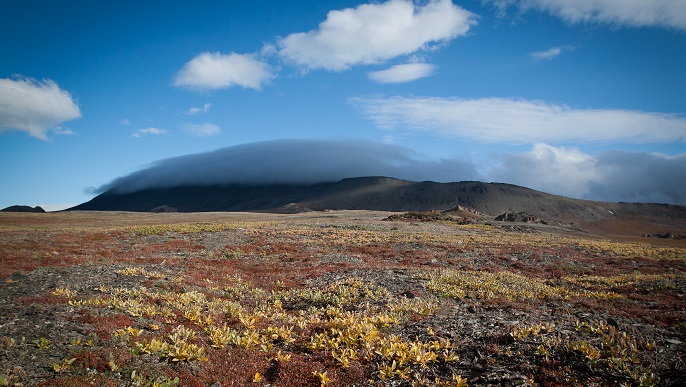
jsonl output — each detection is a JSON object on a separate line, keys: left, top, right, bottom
{"left": 69, "top": 176, "right": 686, "bottom": 225}
{"left": 1, "top": 205, "right": 46, "bottom": 213}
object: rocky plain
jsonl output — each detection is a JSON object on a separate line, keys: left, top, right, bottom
{"left": 1, "top": 208, "right": 685, "bottom": 386}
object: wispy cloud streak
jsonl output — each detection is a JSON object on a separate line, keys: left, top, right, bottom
{"left": 351, "top": 96, "right": 686, "bottom": 144}
{"left": 488, "top": 0, "right": 686, "bottom": 30}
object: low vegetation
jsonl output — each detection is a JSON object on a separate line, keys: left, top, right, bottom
{"left": 0, "top": 211, "right": 684, "bottom": 386}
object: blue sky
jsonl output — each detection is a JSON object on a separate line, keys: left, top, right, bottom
{"left": 1, "top": 0, "right": 685, "bottom": 210}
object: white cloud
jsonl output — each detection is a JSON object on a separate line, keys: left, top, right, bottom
{"left": 0, "top": 77, "right": 81, "bottom": 140}
{"left": 368, "top": 63, "right": 437, "bottom": 83}
{"left": 186, "top": 103, "right": 212, "bottom": 115}
{"left": 492, "top": 0, "right": 686, "bottom": 30}
{"left": 277, "top": 0, "right": 476, "bottom": 71}
{"left": 530, "top": 47, "right": 561, "bottom": 61}
{"left": 489, "top": 144, "right": 686, "bottom": 204}
{"left": 351, "top": 96, "right": 686, "bottom": 144}
{"left": 121, "top": 118, "right": 131, "bottom": 126}
{"left": 529, "top": 44, "right": 578, "bottom": 61}
{"left": 182, "top": 122, "right": 221, "bottom": 137}
{"left": 53, "top": 127, "right": 76, "bottom": 136}
{"left": 173, "top": 52, "right": 275, "bottom": 91}
{"left": 490, "top": 143, "right": 600, "bottom": 198}
{"left": 132, "top": 127, "right": 167, "bottom": 138}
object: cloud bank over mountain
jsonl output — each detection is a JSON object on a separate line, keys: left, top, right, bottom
{"left": 92, "top": 139, "right": 686, "bottom": 205}
{"left": 94, "top": 139, "right": 478, "bottom": 194}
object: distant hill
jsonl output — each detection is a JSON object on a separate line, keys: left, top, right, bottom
{"left": 69, "top": 176, "right": 686, "bottom": 226}
{"left": 1, "top": 205, "right": 46, "bottom": 213}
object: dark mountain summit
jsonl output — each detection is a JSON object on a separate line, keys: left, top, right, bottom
{"left": 69, "top": 176, "right": 686, "bottom": 226}
{"left": 70, "top": 177, "right": 542, "bottom": 213}
{"left": 1, "top": 205, "right": 46, "bottom": 213}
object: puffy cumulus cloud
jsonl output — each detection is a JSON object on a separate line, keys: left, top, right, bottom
{"left": 186, "top": 103, "right": 211, "bottom": 115}
{"left": 0, "top": 77, "right": 81, "bottom": 140}
{"left": 277, "top": 0, "right": 475, "bottom": 71}
{"left": 490, "top": 0, "right": 686, "bottom": 30}
{"left": 173, "top": 52, "right": 275, "bottom": 91}
{"left": 182, "top": 122, "right": 221, "bottom": 137}
{"left": 489, "top": 144, "right": 686, "bottom": 204}
{"left": 368, "top": 63, "right": 437, "bottom": 83}
{"left": 351, "top": 96, "right": 686, "bottom": 144}
{"left": 94, "top": 139, "right": 478, "bottom": 193}
{"left": 132, "top": 127, "right": 167, "bottom": 138}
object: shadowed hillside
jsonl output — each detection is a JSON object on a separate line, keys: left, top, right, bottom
{"left": 70, "top": 177, "right": 569, "bottom": 214}
{"left": 1, "top": 205, "right": 45, "bottom": 213}
{"left": 70, "top": 177, "right": 686, "bottom": 232}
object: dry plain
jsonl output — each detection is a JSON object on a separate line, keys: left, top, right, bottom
{"left": 1, "top": 210, "right": 685, "bottom": 386}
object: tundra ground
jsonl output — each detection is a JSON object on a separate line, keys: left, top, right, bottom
{"left": 1, "top": 211, "right": 684, "bottom": 386}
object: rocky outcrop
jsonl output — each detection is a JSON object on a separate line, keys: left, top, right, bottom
{"left": 383, "top": 211, "right": 472, "bottom": 224}
{"left": 442, "top": 205, "right": 485, "bottom": 217}
{"left": 495, "top": 211, "right": 547, "bottom": 224}
{"left": 150, "top": 205, "right": 178, "bottom": 213}
{"left": 642, "top": 232, "right": 685, "bottom": 240}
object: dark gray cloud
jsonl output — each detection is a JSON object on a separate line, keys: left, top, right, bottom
{"left": 95, "top": 139, "right": 479, "bottom": 194}
{"left": 588, "top": 151, "right": 686, "bottom": 204}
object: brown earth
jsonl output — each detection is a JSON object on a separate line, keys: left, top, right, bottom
{"left": 1, "top": 211, "right": 685, "bottom": 386}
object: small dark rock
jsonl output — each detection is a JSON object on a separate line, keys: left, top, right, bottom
{"left": 6, "top": 271, "right": 27, "bottom": 281}
{"left": 401, "top": 290, "right": 418, "bottom": 299}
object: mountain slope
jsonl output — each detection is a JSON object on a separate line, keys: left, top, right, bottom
{"left": 69, "top": 177, "right": 686, "bottom": 226}
{"left": 70, "top": 177, "right": 552, "bottom": 214}
{"left": 1, "top": 205, "right": 46, "bottom": 213}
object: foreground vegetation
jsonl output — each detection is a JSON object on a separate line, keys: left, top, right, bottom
{"left": 0, "top": 211, "right": 684, "bottom": 386}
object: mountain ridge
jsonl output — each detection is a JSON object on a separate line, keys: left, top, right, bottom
{"left": 69, "top": 176, "right": 686, "bottom": 225}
